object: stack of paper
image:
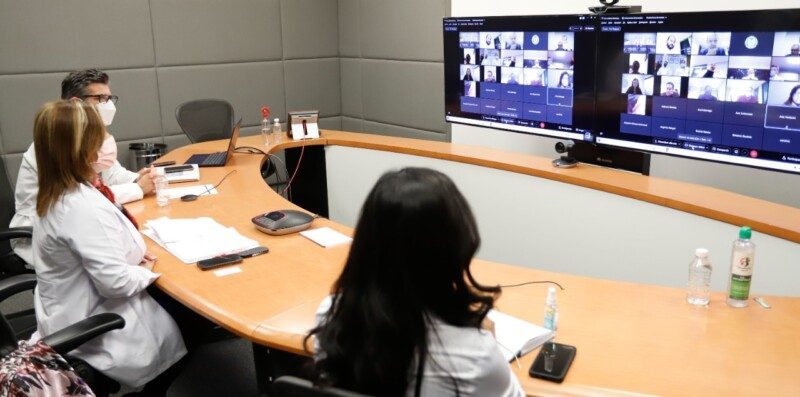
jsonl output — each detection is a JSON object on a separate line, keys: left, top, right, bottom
{"left": 142, "top": 217, "right": 259, "bottom": 263}
{"left": 300, "top": 227, "right": 352, "bottom": 248}
{"left": 488, "top": 309, "right": 554, "bottom": 362}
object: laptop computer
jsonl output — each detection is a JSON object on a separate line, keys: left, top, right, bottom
{"left": 184, "top": 119, "right": 242, "bottom": 167}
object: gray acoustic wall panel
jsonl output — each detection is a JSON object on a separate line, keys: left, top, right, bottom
{"left": 0, "top": 0, "right": 454, "bottom": 199}
{"left": 359, "top": 0, "right": 446, "bottom": 62}
{"left": 105, "top": 69, "right": 162, "bottom": 142}
{"left": 362, "top": 120, "right": 448, "bottom": 142}
{"left": 341, "top": 116, "right": 364, "bottom": 132}
{"left": 281, "top": 0, "right": 340, "bottom": 59}
{"left": 361, "top": 60, "right": 445, "bottom": 133}
{"left": 150, "top": 0, "right": 283, "bottom": 66}
{"left": 338, "top": 0, "right": 361, "bottom": 57}
{"left": 0, "top": 0, "right": 155, "bottom": 74}
{"left": 338, "top": 0, "right": 448, "bottom": 140}
{"left": 0, "top": 73, "right": 64, "bottom": 153}
{"left": 157, "top": 62, "right": 286, "bottom": 134}
{"left": 284, "top": 59, "right": 341, "bottom": 117}
{"left": 340, "top": 58, "right": 362, "bottom": 117}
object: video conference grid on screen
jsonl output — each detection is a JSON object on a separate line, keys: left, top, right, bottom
{"left": 458, "top": 31, "right": 576, "bottom": 125}
{"left": 617, "top": 31, "right": 800, "bottom": 153}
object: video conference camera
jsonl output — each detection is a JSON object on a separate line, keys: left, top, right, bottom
{"left": 589, "top": 0, "right": 642, "bottom": 15}
{"left": 552, "top": 141, "right": 578, "bottom": 168}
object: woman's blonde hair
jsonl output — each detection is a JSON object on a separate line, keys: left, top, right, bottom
{"left": 34, "top": 99, "right": 105, "bottom": 216}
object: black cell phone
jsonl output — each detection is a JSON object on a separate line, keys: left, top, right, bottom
{"left": 151, "top": 160, "right": 176, "bottom": 167}
{"left": 237, "top": 246, "right": 269, "bottom": 258}
{"left": 529, "top": 342, "right": 576, "bottom": 383}
{"left": 197, "top": 254, "right": 243, "bottom": 271}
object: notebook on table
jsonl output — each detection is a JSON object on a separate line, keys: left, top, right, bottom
{"left": 488, "top": 309, "right": 555, "bottom": 362}
{"left": 185, "top": 119, "right": 242, "bottom": 167}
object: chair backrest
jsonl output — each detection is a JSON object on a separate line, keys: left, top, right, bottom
{"left": 175, "top": 99, "right": 235, "bottom": 143}
{"left": 0, "top": 158, "right": 15, "bottom": 254}
{"left": 272, "top": 376, "right": 372, "bottom": 397}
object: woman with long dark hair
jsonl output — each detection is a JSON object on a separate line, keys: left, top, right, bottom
{"left": 306, "top": 168, "right": 523, "bottom": 396}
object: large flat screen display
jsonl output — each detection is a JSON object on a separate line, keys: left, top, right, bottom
{"left": 594, "top": 9, "right": 800, "bottom": 174}
{"left": 443, "top": 15, "right": 597, "bottom": 142}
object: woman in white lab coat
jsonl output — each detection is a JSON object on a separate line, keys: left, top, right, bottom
{"left": 29, "top": 99, "right": 186, "bottom": 393}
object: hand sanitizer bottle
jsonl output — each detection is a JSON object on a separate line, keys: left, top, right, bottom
{"left": 543, "top": 287, "right": 558, "bottom": 334}
{"left": 727, "top": 226, "right": 756, "bottom": 307}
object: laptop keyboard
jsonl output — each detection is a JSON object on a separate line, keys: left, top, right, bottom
{"left": 202, "top": 152, "right": 227, "bottom": 166}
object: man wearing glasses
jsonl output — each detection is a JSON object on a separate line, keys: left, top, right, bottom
{"left": 9, "top": 69, "right": 155, "bottom": 266}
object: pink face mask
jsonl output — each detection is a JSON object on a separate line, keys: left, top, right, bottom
{"left": 92, "top": 135, "right": 117, "bottom": 173}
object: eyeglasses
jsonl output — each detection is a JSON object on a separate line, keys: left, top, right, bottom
{"left": 82, "top": 94, "right": 119, "bottom": 104}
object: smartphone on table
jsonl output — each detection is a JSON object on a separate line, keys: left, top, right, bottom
{"left": 529, "top": 342, "right": 576, "bottom": 383}
{"left": 197, "top": 254, "right": 243, "bottom": 271}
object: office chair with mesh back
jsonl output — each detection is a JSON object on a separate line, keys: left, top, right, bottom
{"left": 0, "top": 157, "right": 33, "bottom": 280}
{"left": 175, "top": 99, "right": 235, "bottom": 143}
{"left": 272, "top": 376, "right": 372, "bottom": 397}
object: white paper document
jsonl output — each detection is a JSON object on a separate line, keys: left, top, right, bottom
{"left": 163, "top": 184, "right": 217, "bottom": 200}
{"left": 300, "top": 227, "right": 352, "bottom": 248}
{"left": 142, "top": 217, "right": 259, "bottom": 263}
{"left": 305, "top": 123, "right": 320, "bottom": 138}
{"left": 290, "top": 122, "right": 320, "bottom": 139}
{"left": 488, "top": 310, "right": 554, "bottom": 362}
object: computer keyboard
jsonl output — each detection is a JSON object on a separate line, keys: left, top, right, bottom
{"left": 202, "top": 152, "right": 227, "bottom": 166}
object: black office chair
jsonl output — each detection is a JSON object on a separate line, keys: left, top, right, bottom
{"left": 0, "top": 157, "right": 33, "bottom": 279}
{"left": 0, "top": 275, "right": 125, "bottom": 396}
{"left": 272, "top": 376, "right": 371, "bottom": 397}
{"left": 0, "top": 275, "right": 126, "bottom": 396}
{"left": 175, "top": 99, "right": 235, "bottom": 143}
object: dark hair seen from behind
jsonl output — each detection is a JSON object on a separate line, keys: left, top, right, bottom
{"left": 61, "top": 69, "right": 109, "bottom": 99}
{"left": 306, "top": 167, "right": 500, "bottom": 396}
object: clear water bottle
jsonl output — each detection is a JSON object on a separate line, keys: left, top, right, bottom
{"left": 261, "top": 117, "right": 270, "bottom": 145}
{"left": 687, "top": 248, "right": 712, "bottom": 306}
{"left": 727, "top": 226, "right": 755, "bottom": 308}
{"left": 154, "top": 168, "right": 169, "bottom": 207}
{"left": 271, "top": 118, "right": 282, "bottom": 141}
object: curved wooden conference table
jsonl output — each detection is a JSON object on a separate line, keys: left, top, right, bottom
{"left": 126, "top": 131, "right": 800, "bottom": 396}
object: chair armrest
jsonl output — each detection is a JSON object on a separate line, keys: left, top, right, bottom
{"left": 0, "top": 227, "right": 33, "bottom": 241}
{"left": 41, "top": 313, "right": 125, "bottom": 355}
{"left": 0, "top": 273, "right": 37, "bottom": 303}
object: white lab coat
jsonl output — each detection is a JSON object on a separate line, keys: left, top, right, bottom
{"left": 9, "top": 143, "right": 143, "bottom": 265}
{"left": 31, "top": 183, "right": 186, "bottom": 387}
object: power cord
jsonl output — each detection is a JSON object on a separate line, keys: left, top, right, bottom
{"left": 498, "top": 280, "right": 564, "bottom": 290}
{"left": 199, "top": 170, "right": 237, "bottom": 196}
{"left": 281, "top": 140, "right": 305, "bottom": 196}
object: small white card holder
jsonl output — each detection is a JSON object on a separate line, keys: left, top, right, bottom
{"left": 287, "top": 110, "right": 320, "bottom": 140}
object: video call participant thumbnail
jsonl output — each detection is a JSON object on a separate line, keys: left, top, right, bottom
{"left": 461, "top": 65, "right": 477, "bottom": 81}
{"left": 772, "top": 32, "right": 800, "bottom": 56}
{"left": 548, "top": 32, "right": 574, "bottom": 51}
{"left": 656, "top": 32, "right": 692, "bottom": 55}
{"left": 693, "top": 32, "right": 730, "bottom": 56}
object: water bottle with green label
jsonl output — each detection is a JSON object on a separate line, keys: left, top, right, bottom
{"left": 726, "top": 226, "right": 755, "bottom": 308}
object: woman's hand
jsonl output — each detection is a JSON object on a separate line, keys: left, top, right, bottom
{"left": 141, "top": 251, "right": 157, "bottom": 271}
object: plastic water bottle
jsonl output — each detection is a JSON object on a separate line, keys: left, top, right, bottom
{"left": 154, "top": 168, "right": 169, "bottom": 207}
{"left": 271, "top": 118, "right": 282, "bottom": 140}
{"left": 261, "top": 117, "right": 270, "bottom": 145}
{"left": 543, "top": 287, "right": 558, "bottom": 334}
{"left": 687, "top": 248, "right": 712, "bottom": 306}
{"left": 727, "top": 226, "right": 756, "bottom": 308}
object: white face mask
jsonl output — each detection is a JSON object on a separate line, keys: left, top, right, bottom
{"left": 92, "top": 135, "right": 118, "bottom": 173}
{"left": 95, "top": 101, "right": 116, "bottom": 126}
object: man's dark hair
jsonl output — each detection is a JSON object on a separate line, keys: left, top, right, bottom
{"left": 60, "top": 69, "right": 109, "bottom": 99}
